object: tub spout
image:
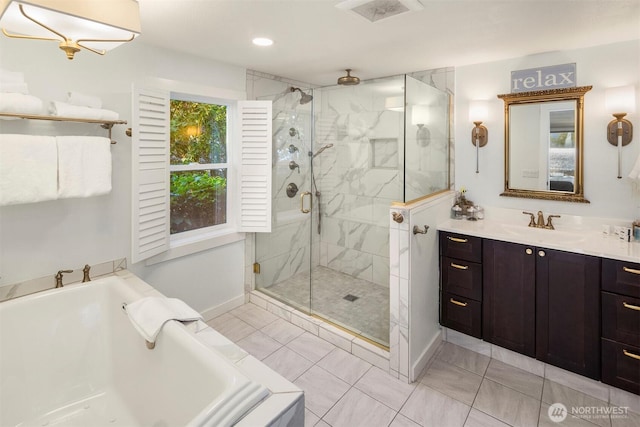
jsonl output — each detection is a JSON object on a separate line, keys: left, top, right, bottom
{"left": 55, "top": 269, "right": 73, "bottom": 288}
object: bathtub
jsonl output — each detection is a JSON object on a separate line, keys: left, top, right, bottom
{"left": 0, "top": 274, "right": 269, "bottom": 427}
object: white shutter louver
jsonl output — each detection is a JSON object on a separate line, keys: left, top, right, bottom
{"left": 131, "top": 87, "right": 170, "bottom": 263}
{"left": 237, "top": 100, "right": 272, "bottom": 232}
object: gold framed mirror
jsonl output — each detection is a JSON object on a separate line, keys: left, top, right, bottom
{"left": 498, "top": 86, "right": 592, "bottom": 203}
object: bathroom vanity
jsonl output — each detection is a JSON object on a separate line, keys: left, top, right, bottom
{"left": 438, "top": 214, "right": 640, "bottom": 395}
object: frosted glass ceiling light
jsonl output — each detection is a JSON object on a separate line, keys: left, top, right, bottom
{"left": 252, "top": 37, "right": 273, "bottom": 46}
{"left": 0, "top": 0, "right": 141, "bottom": 60}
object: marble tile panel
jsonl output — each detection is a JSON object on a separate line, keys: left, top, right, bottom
{"left": 260, "top": 317, "right": 305, "bottom": 345}
{"left": 491, "top": 344, "right": 545, "bottom": 378}
{"left": 293, "top": 365, "right": 350, "bottom": 418}
{"left": 316, "top": 348, "right": 371, "bottom": 385}
{"left": 235, "top": 330, "right": 282, "bottom": 361}
{"left": 352, "top": 339, "right": 390, "bottom": 371}
{"left": 541, "top": 380, "right": 611, "bottom": 427}
{"left": 400, "top": 383, "right": 471, "bottom": 427}
{"left": 436, "top": 341, "right": 491, "bottom": 376}
{"left": 420, "top": 358, "right": 483, "bottom": 405}
{"left": 324, "top": 387, "right": 397, "bottom": 427}
{"left": 326, "top": 244, "right": 373, "bottom": 281}
{"left": 372, "top": 254, "right": 390, "bottom": 287}
{"left": 464, "top": 409, "right": 511, "bottom": 427}
{"left": 484, "top": 359, "right": 544, "bottom": 400}
{"left": 354, "top": 366, "right": 416, "bottom": 411}
{"left": 262, "top": 346, "right": 314, "bottom": 383}
{"left": 286, "top": 332, "right": 336, "bottom": 363}
{"left": 290, "top": 311, "right": 321, "bottom": 335}
{"left": 473, "top": 379, "right": 541, "bottom": 427}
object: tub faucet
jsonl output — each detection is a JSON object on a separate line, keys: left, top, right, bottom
{"left": 55, "top": 270, "right": 73, "bottom": 288}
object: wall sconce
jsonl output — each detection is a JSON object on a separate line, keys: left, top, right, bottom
{"left": 605, "top": 85, "right": 635, "bottom": 179}
{"left": 411, "top": 105, "right": 430, "bottom": 147}
{"left": 0, "top": 0, "right": 141, "bottom": 60}
{"left": 469, "top": 100, "right": 489, "bottom": 173}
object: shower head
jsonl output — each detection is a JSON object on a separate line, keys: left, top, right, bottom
{"left": 311, "top": 143, "right": 334, "bottom": 159}
{"left": 290, "top": 87, "right": 313, "bottom": 105}
{"left": 337, "top": 69, "right": 360, "bottom": 86}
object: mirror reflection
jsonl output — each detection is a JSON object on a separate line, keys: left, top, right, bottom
{"left": 498, "top": 86, "right": 591, "bottom": 203}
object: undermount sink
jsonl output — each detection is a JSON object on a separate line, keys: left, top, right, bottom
{"left": 492, "top": 223, "right": 587, "bottom": 245}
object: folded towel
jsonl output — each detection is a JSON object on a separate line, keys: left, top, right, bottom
{"left": 49, "top": 101, "right": 119, "bottom": 121}
{"left": 0, "top": 93, "right": 43, "bottom": 117}
{"left": 0, "top": 134, "right": 58, "bottom": 206}
{"left": 125, "top": 297, "right": 203, "bottom": 344}
{"left": 0, "top": 68, "right": 24, "bottom": 84}
{"left": 57, "top": 136, "right": 112, "bottom": 198}
{"left": 67, "top": 91, "right": 102, "bottom": 109}
{"left": 0, "top": 82, "right": 28, "bottom": 94}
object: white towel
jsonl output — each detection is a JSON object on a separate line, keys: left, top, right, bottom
{"left": 0, "top": 134, "right": 58, "bottom": 206}
{"left": 0, "top": 69, "right": 24, "bottom": 83}
{"left": 0, "top": 82, "right": 29, "bottom": 94}
{"left": 125, "top": 297, "right": 203, "bottom": 344}
{"left": 57, "top": 136, "right": 112, "bottom": 198}
{"left": 0, "top": 93, "right": 43, "bottom": 116}
{"left": 49, "top": 101, "right": 119, "bottom": 121}
{"left": 67, "top": 91, "right": 102, "bottom": 109}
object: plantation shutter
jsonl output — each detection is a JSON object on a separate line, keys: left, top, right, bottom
{"left": 237, "top": 100, "right": 272, "bottom": 232}
{"left": 131, "top": 86, "right": 170, "bottom": 263}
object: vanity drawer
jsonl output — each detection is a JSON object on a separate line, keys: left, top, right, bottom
{"left": 602, "top": 258, "right": 640, "bottom": 298}
{"left": 441, "top": 256, "right": 482, "bottom": 301}
{"left": 602, "top": 291, "right": 640, "bottom": 347}
{"left": 602, "top": 338, "right": 640, "bottom": 395}
{"left": 441, "top": 292, "right": 481, "bottom": 338}
{"left": 440, "top": 232, "right": 482, "bottom": 263}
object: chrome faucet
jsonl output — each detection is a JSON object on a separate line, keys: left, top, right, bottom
{"left": 55, "top": 269, "right": 73, "bottom": 288}
{"left": 522, "top": 211, "right": 561, "bottom": 230}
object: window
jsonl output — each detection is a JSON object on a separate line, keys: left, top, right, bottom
{"left": 131, "top": 84, "right": 272, "bottom": 265}
{"left": 169, "top": 99, "right": 228, "bottom": 234}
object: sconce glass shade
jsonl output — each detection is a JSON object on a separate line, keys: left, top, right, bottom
{"left": 411, "top": 105, "right": 430, "bottom": 126}
{"left": 605, "top": 85, "right": 636, "bottom": 114}
{"left": 0, "top": 0, "right": 140, "bottom": 57}
{"left": 384, "top": 96, "right": 404, "bottom": 112}
{"left": 468, "top": 100, "right": 489, "bottom": 122}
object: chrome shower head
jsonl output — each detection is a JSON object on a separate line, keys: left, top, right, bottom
{"left": 290, "top": 87, "right": 313, "bottom": 105}
{"left": 311, "top": 143, "right": 334, "bottom": 159}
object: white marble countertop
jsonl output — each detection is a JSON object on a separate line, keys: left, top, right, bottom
{"left": 437, "top": 212, "right": 640, "bottom": 264}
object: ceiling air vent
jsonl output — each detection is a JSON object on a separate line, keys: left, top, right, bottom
{"left": 336, "top": 0, "right": 424, "bottom": 23}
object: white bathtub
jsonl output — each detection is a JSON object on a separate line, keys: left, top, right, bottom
{"left": 0, "top": 274, "right": 269, "bottom": 427}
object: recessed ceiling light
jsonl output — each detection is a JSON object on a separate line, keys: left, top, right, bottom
{"left": 252, "top": 37, "right": 273, "bottom": 47}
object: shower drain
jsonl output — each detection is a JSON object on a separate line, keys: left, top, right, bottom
{"left": 343, "top": 294, "right": 359, "bottom": 302}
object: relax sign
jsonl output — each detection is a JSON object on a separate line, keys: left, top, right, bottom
{"left": 511, "top": 63, "right": 576, "bottom": 93}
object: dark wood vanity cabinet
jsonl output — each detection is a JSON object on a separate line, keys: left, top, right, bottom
{"left": 536, "top": 248, "right": 601, "bottom": 380}
{"left": 439, "top": 232, "right": 483, "bottom": 338}
{"left": 483, "top": 239, "right": 536, "bottom": 357}
{"left": 601, "top": 258, "right": 640, "bottom": 394}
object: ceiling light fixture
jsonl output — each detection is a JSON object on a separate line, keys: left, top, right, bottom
{"left": 252, "top": 37, "right": 273, "bottom": 47}
{"left": 0, "top": 0, "right": 140, "bottom": 60}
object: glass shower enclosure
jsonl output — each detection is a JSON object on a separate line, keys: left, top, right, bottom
{"left": 255, "top": 74, "right": 450, "bottom": 347}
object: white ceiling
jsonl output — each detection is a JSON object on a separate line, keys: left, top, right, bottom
{"left": 137, "top": 0, "right": 640, "bottom": 87}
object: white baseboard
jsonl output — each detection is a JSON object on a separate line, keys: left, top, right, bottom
{"left": 410, "top": 331, "right": 442, "bottom": 382}
{"left": 200, "top": 294, "right": 245, "bottom": 322}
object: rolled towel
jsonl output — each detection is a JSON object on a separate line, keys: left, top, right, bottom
{"left": 0, "top": 82, "right": 29, "bottom": 94}
{"left": 57, "top": 136, "right": 112, "bottom": 198}
{"left": 67, "top": 91, "right": 102, "bottom": 109}
{"left": 0, "top": 134, "right": 58, "bottom": 206}
{"left": 49, "top": 101, "right": 119, "bottom": 121}
{"left": 0, "top": 68, "right": 24, "bottom": 83}
{"left": 0, "top": 93, "right": 43, "bottom": 116}
{"left": 125, "top": 297, "right": 203, "bottom": 344}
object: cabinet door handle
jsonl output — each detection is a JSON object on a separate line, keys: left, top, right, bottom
{"left": 538, "top": 250, "right": 546, "bottom": 257}
{"left": 525, "top": 248, "right": 533, "bottom": 255}
{"left": 623, "top": 266, "right": 640, "bottom": 275}
{"left": 450, "top": 263, "right": 469, "bottom": 270}
{"left": 623, "top": 302, "right": 640, "bottom": 311}
{"left": 623, "top": 349, "right": 640, "bottom": 361}
{"left": 450, "top": 298, "right": 468, "bottom": 307}
{"left": 447, "top": 236, "right": 468, "bottom": 243}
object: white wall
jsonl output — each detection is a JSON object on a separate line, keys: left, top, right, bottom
{"left": 455, "top": 40, "right": 640, "bottom": 220}
{"left": 0, "top": 38, "right": 247, "bottom": 314}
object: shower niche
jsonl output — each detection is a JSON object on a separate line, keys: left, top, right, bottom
{"left": 252, "top": 71, "right": 451, "bottom": 347}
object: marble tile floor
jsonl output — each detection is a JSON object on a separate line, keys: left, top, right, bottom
{"left": 258, "top": 265, "right": 390, "bottom": 347}
{"left": 208, "top": 303, "right": 640, "bottom": 427}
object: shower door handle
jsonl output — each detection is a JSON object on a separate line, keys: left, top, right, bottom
{"left": 300, "top": 191, "right": 312, "bottom": 214}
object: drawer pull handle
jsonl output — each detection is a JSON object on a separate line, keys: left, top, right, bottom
{"left": 623, "top": 267, "right": 640, "bottom": 275}
{"left": 450, "top": 298, "right": 468, "bottom": 307}
{"left": 623, "top": 302, "right": 640, "bottom": 311}
{"left": 623, "top": 349, "right": 640, "bottom": 361}
{"left": 450, "top": 263, "right": 469, "bottom": 270}
{"left": 447, "top": 236, "right": 468, "bottom": 243}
